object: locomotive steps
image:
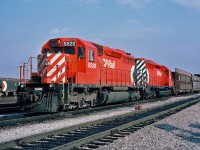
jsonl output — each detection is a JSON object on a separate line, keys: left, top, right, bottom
{"left": 1, "top": 95, "right": 200, "bottom": 150}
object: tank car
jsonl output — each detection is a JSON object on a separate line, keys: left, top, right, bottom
{"left": 16, "top": 38, "right": 174, "bottom": 112}
{"left": 0, "top": 78, "right": 19, "bottom": 97}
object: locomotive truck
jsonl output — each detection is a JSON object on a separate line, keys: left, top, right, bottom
{"left": 16, "top": 38, "right": 199, "bottom": 112}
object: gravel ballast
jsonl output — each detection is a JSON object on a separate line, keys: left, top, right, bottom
{"left": 97, "top": 101, "right": 200, "bottom": 150}
{"left": 0, "top": 94, "right": 200, "bottom": 144}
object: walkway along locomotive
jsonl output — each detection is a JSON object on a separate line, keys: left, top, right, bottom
{"left": 16, "top": 38, "right": 199, "bottom": 112}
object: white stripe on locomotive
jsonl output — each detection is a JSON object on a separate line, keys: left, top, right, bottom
{"left": 135, "top": 60, "right": 148, "bottom": 85}
{"left": 47, "top": 55, "right": 65, "bottom": 77}
{"left": 49, "top": 54, "right": 61, "bottom": 65}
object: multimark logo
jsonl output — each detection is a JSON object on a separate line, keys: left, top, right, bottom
{"left": 88, "top": 62, "right": 96, "bottom": 68}
{"left": 103, "top": 59, "right": 115, "bottom": 69}
{"left": 157, "top": 70, "right": 162, "bottom": 76}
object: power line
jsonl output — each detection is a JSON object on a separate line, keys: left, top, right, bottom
{"left": 0, "top": 65, "right": 17, "bottom": 69}
{"left": 0, "top": 68, "right": 17, "bottom": 70}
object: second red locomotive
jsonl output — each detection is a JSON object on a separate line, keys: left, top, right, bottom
{"left": 17, "top": 38, "right": 175, "bottom": 112}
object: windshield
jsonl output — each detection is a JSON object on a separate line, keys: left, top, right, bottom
{"left": 64, "top": 47, "right": 75, "bottom": 54}
{"left": 43, "top": 48, "right": 49, "bottom": 54}
{"left": 52, "top": 48, "right": 62, "bottom": 53}
{"left": 50, "top": 47, "right": 76, "bottom": 54}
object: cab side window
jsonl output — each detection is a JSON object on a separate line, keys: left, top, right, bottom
{"left": 78, "top": 47, "right": 85, "bottom": 58}
{"left": 165, "top": 70, "right": 169, "bottom": 75}
{"left": 88, "top": 50, "right": 94, "bottom": 62}
{"left": 43, "top": 48, "right": 49, "bottom": 54}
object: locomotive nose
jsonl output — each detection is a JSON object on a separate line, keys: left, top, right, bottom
{"left": 37, "top": 53, "right": 78, "bottom": 84}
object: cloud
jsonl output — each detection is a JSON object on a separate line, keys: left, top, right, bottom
{"left": 51, "top": 27, "right": 69, "bottom": 34}
{"left": 117, "top": 0, "right": 155, "bottom": 9}
{"left": 172, "top": 0, "right": 200, "bottom": 10}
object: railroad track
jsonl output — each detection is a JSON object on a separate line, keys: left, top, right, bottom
{"left": 0, "top": 96, "right": 168, "bottom": 128}
{"left": 0, "top": 94, "right": 193, "bottom": 127}
{"left": 1, "top": 96, "right": 199, "bottom": 150}
{"left": 0, "top": 103, "right": 20, "bottom": 114}
{"left": 0, "top": 96, "right": 17, "bottom": 104}
{"left": 0, "top": 94, "right": 190, "bottom": 115}
{"left": 0, "top": 97, "right": 19, "bottom": 114}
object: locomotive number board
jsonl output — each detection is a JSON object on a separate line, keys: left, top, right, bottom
{"left": 64, "top": 41, "right": 76, "bottom": 46}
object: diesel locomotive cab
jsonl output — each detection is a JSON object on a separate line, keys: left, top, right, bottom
{"left": 39, "top": 38, "right": 85, "bottom": 84}
{"left": 17, "top": 38, "right": 88, "bottom": 112}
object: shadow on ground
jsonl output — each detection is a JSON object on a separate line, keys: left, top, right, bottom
{"left": 154, "top": 123, "right": 200, "bottom": 144}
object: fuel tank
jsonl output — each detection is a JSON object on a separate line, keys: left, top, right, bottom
{"left": 96, "top": 91, "right": 129, "bottom": 105}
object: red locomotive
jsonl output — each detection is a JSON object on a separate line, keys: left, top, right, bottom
{"left": 16, "top": 37, "right": 197, "bottom": 112}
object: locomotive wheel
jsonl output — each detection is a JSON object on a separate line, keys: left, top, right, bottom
{"left": 78, "top": 98, "right": 86, "bottom": 108}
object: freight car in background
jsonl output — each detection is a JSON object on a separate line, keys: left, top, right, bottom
{"left": 0, "top": 78, "right": 19, "bottom": 97}
{"left": 192, "top": 74, "right": 200, "bottom": 92}
{"left": 172, "top": 69, "right": 200, "bottom": 94}
{"left": 173, "top": 68, "right": 192, "bottom": 94}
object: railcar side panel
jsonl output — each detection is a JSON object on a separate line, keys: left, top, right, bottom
{"left": 192, "top": 75, "right": 200, "bottom": 92}
{"left": 174, "top": 68, "right": 192, "bottom": 93}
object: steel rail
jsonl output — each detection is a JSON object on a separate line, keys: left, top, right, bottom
{"left": 0, "top": 105, "right": 20, "bottom": 114}
{"left": 1, "top": 96, "right": 199, "bottom": 150}
{"left": 0, "top": 97, "right": 17, "bottom": 105}
{"left": 51, "top": 97, "right": 200, "bottom": 150}
{"left": 0, "top": 97, "right": 19, "bottom": 113}
{"left": 0, "top": 93, "right": 175, "bottom": 130}
{"left": 0, "top": 96, "right": 167, "bottom": 128}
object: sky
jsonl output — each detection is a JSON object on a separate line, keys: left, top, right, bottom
{"left": 0, "top": 0, "right": 200, "bottom": 78}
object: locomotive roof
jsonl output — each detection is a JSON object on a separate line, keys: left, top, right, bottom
{"left": 42, "top": 37, "right": 134, "bottom": 58}
{"left": 137, "top": 58, "right": 170, "bottom": 70}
